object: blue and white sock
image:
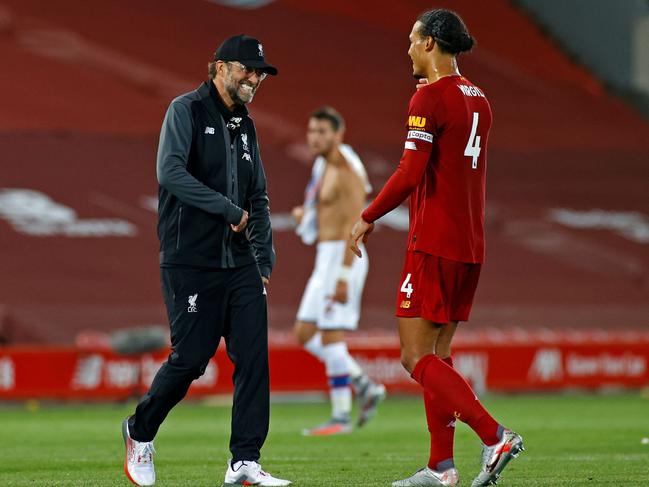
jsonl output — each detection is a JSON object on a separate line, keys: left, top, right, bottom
{"left": 323, "top": 342, "right": 352, "bottom": 420}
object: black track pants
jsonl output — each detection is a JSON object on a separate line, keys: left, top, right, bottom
{"left": 129, "top": 263, "right": 269, "bottom": 462}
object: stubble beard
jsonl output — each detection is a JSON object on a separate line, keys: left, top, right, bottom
{"left": 226, "top": 77, "right": 256, "bottom": 105}
{"left": 310, "top": 141, "right": 335, "bottom": 159}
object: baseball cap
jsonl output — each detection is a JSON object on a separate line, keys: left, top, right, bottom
{"left": 214, "top": 34, "right": 278, "bottom": 76}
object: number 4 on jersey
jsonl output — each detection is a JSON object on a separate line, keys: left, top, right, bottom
{"left": 401, "top": 273, "right": 414, "bottom": 298}
{"left": 464, "top": 112, "right": 481, "bottom": 169}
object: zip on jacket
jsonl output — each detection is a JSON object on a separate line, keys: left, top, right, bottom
{"left": 156, "top": 80, "right": 275, "bottom": 278}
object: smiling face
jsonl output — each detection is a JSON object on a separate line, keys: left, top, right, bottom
{"left": 407, "top": 21, "right": 430, "bottom": 78}
{"left": 219, "top": 61, "right": 263, "bottom": 105}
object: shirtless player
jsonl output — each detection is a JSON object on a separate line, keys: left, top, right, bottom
{"left": 293, "top": 107, "right": 386, "bottom": 436}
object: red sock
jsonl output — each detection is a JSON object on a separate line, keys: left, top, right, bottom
{"left": 413, "top": 354, "right": 501, "bottom": 446}
{"left": 424, "top": 356, "right": 456, "bottom": 471}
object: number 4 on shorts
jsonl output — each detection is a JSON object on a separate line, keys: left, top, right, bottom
{"left": 401, "top": 273, "right": 414, "bottom": 299}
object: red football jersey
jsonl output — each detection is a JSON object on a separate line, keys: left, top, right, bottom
{"left": 405, "top": 75, "right": 491, "bottom": 263}
{"left": 363, "top": 75, "right": 492, "bottom": 263}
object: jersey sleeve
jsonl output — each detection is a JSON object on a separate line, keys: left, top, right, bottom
{"left": 361, "top": 149, "right": 429, "bottom": 223}
{"left": 360, "top": 90, "right": 438, "bottom": 224}
{"left": 403, "top": 89, "right": 437, "bottom": 153}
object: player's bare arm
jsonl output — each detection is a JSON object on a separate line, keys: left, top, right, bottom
{"left": 332, "top": 242, "right": 355, "bottom": 303}
{"left": 319, "top": 158, "right": 365, "bottom": 302}
{"left": 316, "top": 154, "right": 346, "bottom": 242}
{"left": 332, "top": 166, "right": 365, "bottom": 303}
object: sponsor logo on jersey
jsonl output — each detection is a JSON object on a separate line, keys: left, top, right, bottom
{"left": 204, "top": 127, "right": 215, "bottom": 135}
{"left": 407, "top": 130, "right": 433, "bottom": 143}
{"left": 407, "top": 116, "right": 426, "bottom": 128}
{"left": 399, "top": 300, "right": 411, "bottom": 309}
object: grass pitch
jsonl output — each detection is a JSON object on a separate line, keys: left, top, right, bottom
{"left": 1, "top": 393, "right": 648, "bottom": 486}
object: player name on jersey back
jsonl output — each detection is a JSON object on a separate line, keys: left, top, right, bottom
{"left": 457, "top": 84, "right": 485, "bottom": 98}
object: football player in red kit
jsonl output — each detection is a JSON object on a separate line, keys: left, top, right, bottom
{"left": 350, "top": 9, "right": 524, "bottom": 487}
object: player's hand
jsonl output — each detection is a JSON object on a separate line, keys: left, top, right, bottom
{"left": 416, "top": 78, "right": 429, "bottom": 90}
{"left": 231, "top": 210, "right": 249, "bottom": 232}
{"left": 261, "top": 276, "right": 269, "bottom": 286}
{"left": 332, "top": 279, "right": 348, "bottom": 304}
{"left": 291, "top": 206, "right": 304, "bottom": 225}
{"left": 350, "top": 218, "right": 374, "bottom": 258}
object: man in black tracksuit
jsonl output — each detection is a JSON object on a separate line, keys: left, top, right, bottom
{"left": 122, "top": 35, "right": 291, "bottom": 487}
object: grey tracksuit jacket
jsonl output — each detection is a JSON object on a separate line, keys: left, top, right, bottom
{"left": 156, "top": 80, "right": 275, "bottom": 278}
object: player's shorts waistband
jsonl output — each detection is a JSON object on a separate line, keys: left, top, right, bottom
{"left": 314, "top": 240, "right": 366, "bottom": 270}
{"left": 317, "top": 240, "right": 365, "bottom": 251}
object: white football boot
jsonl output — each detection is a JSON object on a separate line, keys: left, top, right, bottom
{"left": 471, "top": 429, "right": 525, "bottom": 486}
{"left": 357, "top": 381, "right": 387, "bottom": 427}
{"left": 302, "top": 416, "right": 354, "bottom": 436}
{"left": 392, "top": 467, "right": 459, "bottom": 486}
{"left": 223, "top": 460, "right": 292, "bottom": 486}
{"left": 122, "top": 418, "right": 156, "bottom": 486}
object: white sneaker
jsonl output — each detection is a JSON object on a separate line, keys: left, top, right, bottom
{"left": 223, "top": 460, "right": 292, "bottom": 486}
{"left": 392, "top": 467, "right": 459, "bottom": 486}
{"left": 122, "top": 418, "right": 156, "bottom": 486}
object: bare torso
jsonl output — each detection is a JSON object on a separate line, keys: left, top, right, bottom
{"left": 317, "top": 149, "right": 366, "bottom": 242}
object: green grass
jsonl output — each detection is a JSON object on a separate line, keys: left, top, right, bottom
{"left": 1, "top": 394, "right": 648, "bottom": 486}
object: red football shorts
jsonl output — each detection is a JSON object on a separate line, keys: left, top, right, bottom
{"left": 395, "top": 251, "right": 482, "bottom": 323}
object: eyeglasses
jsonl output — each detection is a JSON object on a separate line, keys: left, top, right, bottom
{"left": 227, "top": 61, "right": 268, "bottom": 81}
